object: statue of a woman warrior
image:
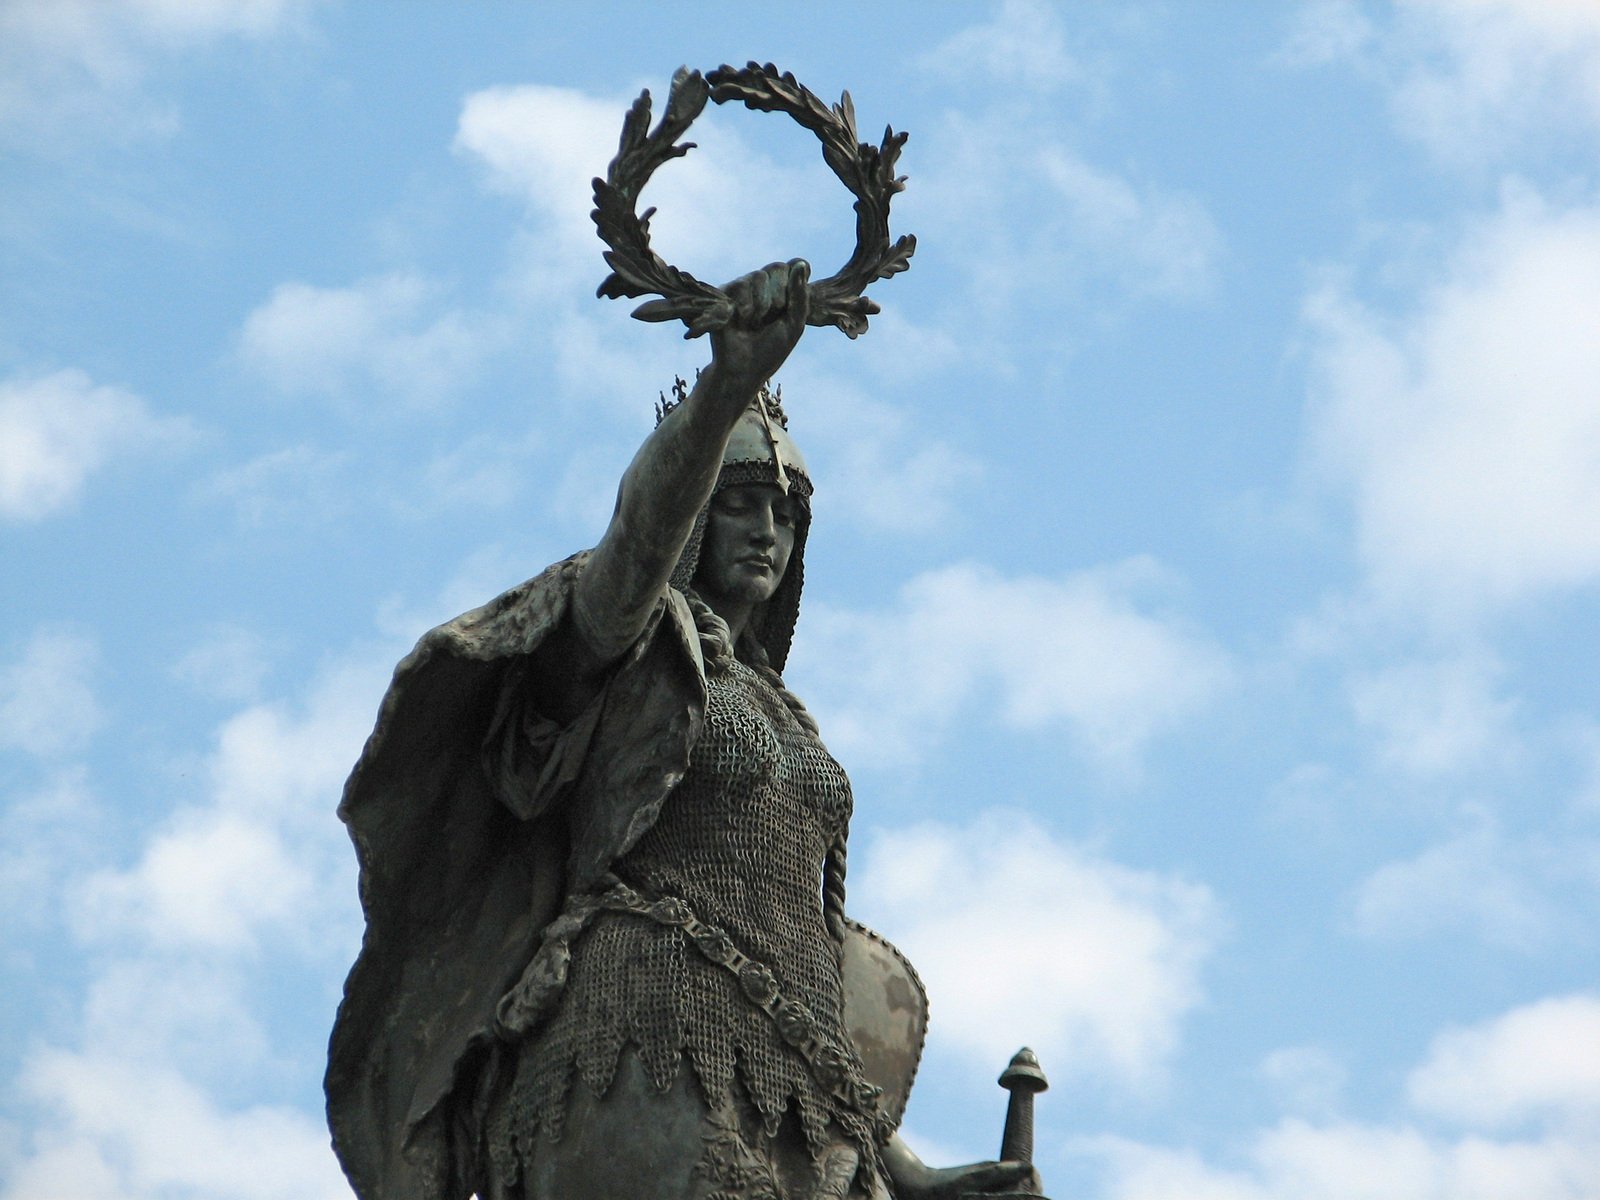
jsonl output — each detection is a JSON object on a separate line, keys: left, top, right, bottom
{"left": 326, "top": 66, "right": 1040, "bottom": 1200}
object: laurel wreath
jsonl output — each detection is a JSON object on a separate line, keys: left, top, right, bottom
{"left": 591, "top": 62, "right": 916, "bottom": 339}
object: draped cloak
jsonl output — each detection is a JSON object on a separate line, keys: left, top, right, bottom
{"left": 325, "top": 552, "right": 710, "bottom": 1200}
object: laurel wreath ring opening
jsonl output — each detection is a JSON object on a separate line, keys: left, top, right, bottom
{"left": 591, "top": 62, "right": 917, "bottom": 340}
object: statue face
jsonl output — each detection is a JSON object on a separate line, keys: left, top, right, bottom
{"left": 693, "top": 482, "right": 797, "bottom": 613}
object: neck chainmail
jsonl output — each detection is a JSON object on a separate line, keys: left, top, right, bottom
{"left": 487, "top": 659, "right": 878, "bottom": 1190}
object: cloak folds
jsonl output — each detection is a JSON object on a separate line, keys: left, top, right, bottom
{"left": 325, "top": 554, "right": 707, "bottom": 1200}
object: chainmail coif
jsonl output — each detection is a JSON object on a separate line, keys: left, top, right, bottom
{"left": 487, "top": 656, "right": 876, "bottom": 1184}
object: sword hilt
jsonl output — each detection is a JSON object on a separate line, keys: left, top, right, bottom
{"left": 964, "top": 1047, "right": 1051, "bottom": 1199}
{"left": 998, "top": 1046, "right": 1048, "bottom": 1165}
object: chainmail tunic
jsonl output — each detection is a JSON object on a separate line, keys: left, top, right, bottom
{"left": 488, "top": 657, "right": 865, "bottom": 1180}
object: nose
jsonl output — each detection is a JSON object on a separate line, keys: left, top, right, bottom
{"left": 748, "top": 503, "right": 776, "bottom": 545}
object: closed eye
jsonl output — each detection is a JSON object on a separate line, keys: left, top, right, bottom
{"left": 712, "top": 492, "right": 755, "bottom": 516}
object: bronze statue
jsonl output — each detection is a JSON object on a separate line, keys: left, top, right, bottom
{"left": 326, "top": 64, "right": 1042, "bottom": 1200}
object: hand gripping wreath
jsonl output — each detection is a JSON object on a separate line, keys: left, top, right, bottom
{"left": 592, "top": 62, "right": 916, "bottom": 339}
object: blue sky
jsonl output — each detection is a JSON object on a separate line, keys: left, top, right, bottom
{"left": 4, "top": 2, "right": 1600, "bottom": 1196}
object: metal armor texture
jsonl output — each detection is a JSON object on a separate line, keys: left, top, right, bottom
{"left": 486, "top": 656, "right": 884, "bottom": 1192}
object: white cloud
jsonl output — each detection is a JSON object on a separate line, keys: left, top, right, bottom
{"left": 3, "top": 645, "right": 383, "bottom": 1195}
{"left": 74, "top": 813, "right": 314, "bottom": 953}
{"left": 0, "top": 627, "right": 101, "bottom": 758}
{"left": 1390, "top": 0, "right": 1600, "bottom": 168}
{"left": 1082, "top": 1115, "right": 1600, "bottom": 1200}
{"left": 919, "top": 0, "right": 1091, "bottom": 96}
{"left": 1249, "top": 1118, "right": 1597, "bottom": 1200}
{"left": 72, "top": 653, "right": 380, "bottom": 955}
{"left": 1081, "top": 985, "right": 1600, "bottom": 1200}
{"left": 1074, "top": 1136, "right": 1267, "bottom": 1200}
{"left": 419, "top": 430, "right": 541, "bottom": 512}
{"left": 239, "top": 272, "right": 498, "bottom": 407}
{"left": 453, "top": 84, "right": 692, "bottom": 424}
{"left": 5, "top": 1050, "right": 348, "bottom": 1200}
{"left": 1277, "top": 1, "right": 1376, "bottom": 68}
{"left": 1281, "top": 0, "right": 1600, "bottom": 168}
{"left": 120, "top": 0, "right": 310, "bottom": 42}
{"left": 796, "top": 558, "right": 1230, "bottom": 770}
{"left": 0, "top": 369, "right": 188, "bottom": 521}
{"left": 1259, "top": 1045, "right": 1348, "bottom": 1117}
{"left": 454, "top": 83, "right": 618, "bottom": 275}
{"left": 0, "top": 0, "right": 318, "bottom": 145}
{"left": 537, "top": 301, "right": 687, "bottom": 424}
{"left": 853, "top": 816, "right": 1221, "bottom": 1091}
{"left": 0, "top": 767, "right": 100, "bottom": 932}
{"left": 823, "top": 434, "right": 979, "bottom": 537}
{"left": 455, "top": 78, "right": 842, "bottom": 307}
{"left": 788, "top": 369, "right": 983, "bottom": 537}
{"left": 919, "top": 111, "right": 1220, "bottom": 324}
{"left": 373, "top": 543, "right": 561, "bottom": 649}
{"left": 1350, "top": 828, "right": 1560, "bottom": 949}
{"left": 910, "top": 6, "right": 1219, "bottom": 326}
{"left": 1408, "top": 994, "right": 1600, "bottom": 1129}
{"left": 77, "top": 958, "right": 275, "bottom": 1078}
{"left": 172, "top": 625, "right": 272, "bottom": 704}
{"left": 1572, "top": 721, "right": 1600, "bottom": 814}
{"left": 200, "top": 443, "right": 352, "bottom": 528}
{"left": 206, "top": 659, "right": 380, "bottom": 824}
{"left": 1304, "top": 193, "right": 1600, "bottom": 622}
{"left": 1039, "top": 149, "right": 1221, "bottom": 300}
{"left": 1347, "top": 650, "right": 1518, "bottom": 776}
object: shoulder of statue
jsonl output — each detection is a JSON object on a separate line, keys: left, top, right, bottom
{"left": 663, "top": 584, "right": 706, "bottom": 679}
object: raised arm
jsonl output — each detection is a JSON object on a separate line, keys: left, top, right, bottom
{"left": 537, "top": 260, "right": 811, "bottom": 717}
